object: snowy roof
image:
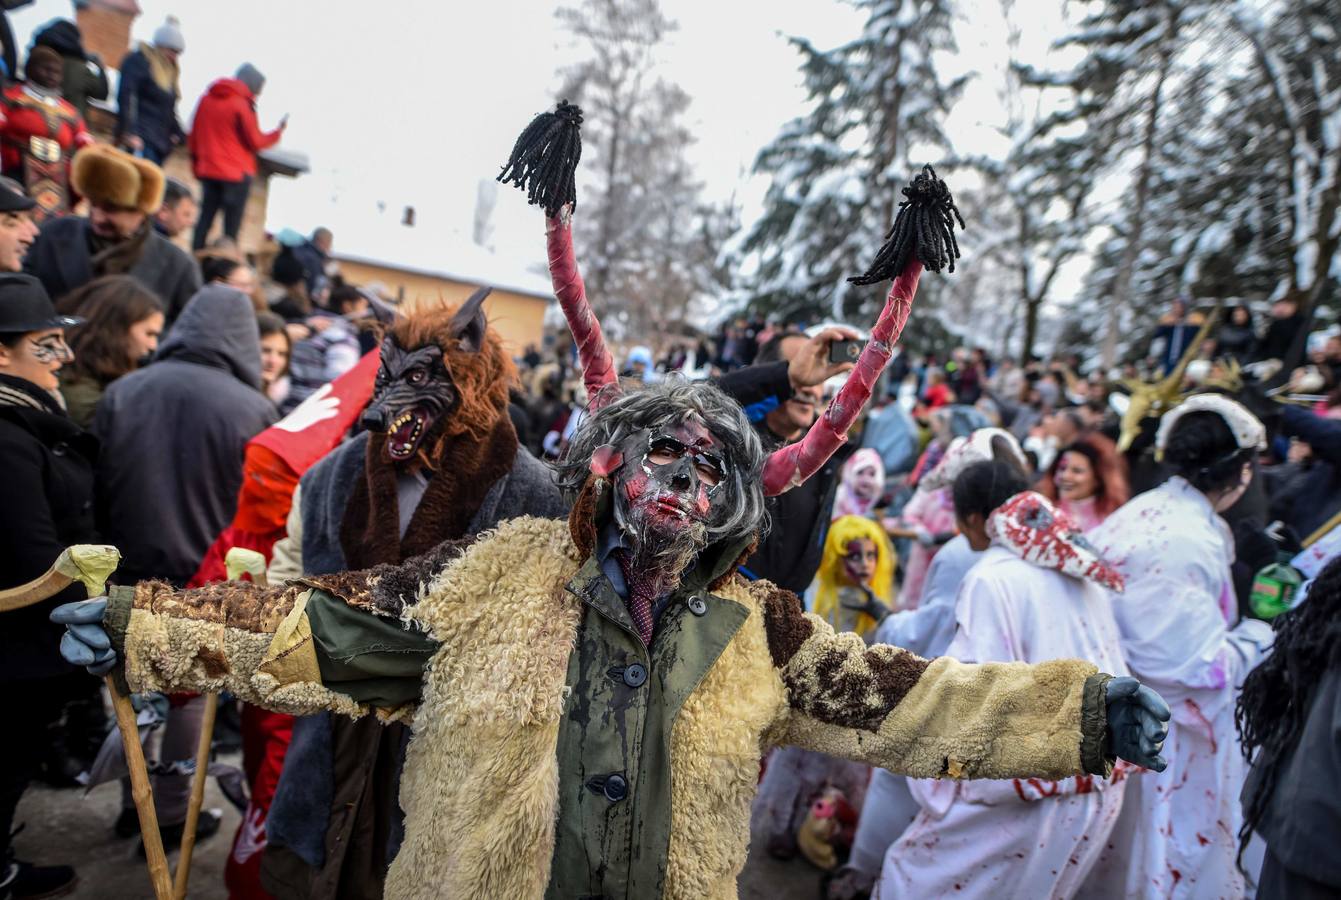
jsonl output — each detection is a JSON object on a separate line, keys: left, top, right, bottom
{"left": 324, "top": 201, "right": 554, "bottom": 301}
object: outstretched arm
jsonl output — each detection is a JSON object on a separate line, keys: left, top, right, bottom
{"left": 755, "top": 581, "right": 1167, "bottom": 780}
{"left": 55, "top": 540, "right": 469, "bottom": 718}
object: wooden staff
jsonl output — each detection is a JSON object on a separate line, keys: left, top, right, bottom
{"left": 171, "top": 547, "right": 269, "bottom": 900}
{"left": 0, "top": 545, "right": 119, "bottom": 613}
{"left": 0, "top": 546, "right": 174, "bottom": 899}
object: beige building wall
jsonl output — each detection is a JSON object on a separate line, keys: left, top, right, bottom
{"left": 336, "top": 258, "right": 549, "bottom": 353}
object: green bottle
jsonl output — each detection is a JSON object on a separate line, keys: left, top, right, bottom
{"left": 1250, "top": 562, "right": 1302, "bottom": 620}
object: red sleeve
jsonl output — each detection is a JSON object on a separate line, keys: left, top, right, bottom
{"left": 236, "top": 102, "right": 282, "bottom": 153}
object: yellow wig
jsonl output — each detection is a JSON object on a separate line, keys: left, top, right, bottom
{"left": 812, "top": 515, "right": 897, "bottom": 637}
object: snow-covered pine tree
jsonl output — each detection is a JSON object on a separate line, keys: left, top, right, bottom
{"left": 738, "top": 0, "right": 966, "bottom": 325}
{"left": 1023, "top": 0, "right": 1228, "bottom": 369}
{"left": 555, "top": 0, "right": 730, "bottom": 339}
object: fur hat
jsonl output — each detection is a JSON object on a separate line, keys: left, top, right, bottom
{"left": 71, "top": 144, "right": 165, "bottom": 215}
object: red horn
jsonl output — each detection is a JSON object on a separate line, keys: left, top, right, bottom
{"left": 762, "top": 263, "right": 922, "bottom": 496}
{"left": 547, "top": 211, "right": 619, "bottom": 410}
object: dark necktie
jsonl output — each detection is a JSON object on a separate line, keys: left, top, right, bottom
{"left": 615, "top": 550, "right": 655, "bottom": 646}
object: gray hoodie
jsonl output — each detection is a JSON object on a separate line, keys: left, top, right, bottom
{"left": 95, "top": 285, "right": 277, "bottom": 584}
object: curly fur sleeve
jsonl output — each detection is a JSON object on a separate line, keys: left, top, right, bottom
{"left": 755, "top": 582, "right": 1105, "bottom": 780}
{"left": 110, "top": 581, "right": 368, "bottom": 719}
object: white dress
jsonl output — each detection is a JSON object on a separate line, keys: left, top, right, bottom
{"left": 1083, "top": 477, "right": 1273, "bottom": 900}
{"left": 876, "top": 547, "right": 1131, "bottom": 900}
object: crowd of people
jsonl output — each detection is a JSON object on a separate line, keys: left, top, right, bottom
{"left": 0, "top": 11, "right": 1338, "bottom": 900}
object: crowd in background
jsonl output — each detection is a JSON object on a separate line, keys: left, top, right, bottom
{"left": 0, "top": 7, "right": 1338, "bottom": 900}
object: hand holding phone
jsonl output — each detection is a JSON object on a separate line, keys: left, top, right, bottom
{"left": 828, "top": 338, "right": 862, "bottom": 365}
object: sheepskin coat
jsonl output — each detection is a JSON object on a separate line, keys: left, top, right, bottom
{"left": 106, "top": 516, "right": 1113, "bottom": 899}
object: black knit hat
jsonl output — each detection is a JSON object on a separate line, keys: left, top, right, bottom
{"left": 0, "top": 274, "right": 82, "bottom": 332}
{"left": 0, "top": 176, "right": 36, "bottom": 213}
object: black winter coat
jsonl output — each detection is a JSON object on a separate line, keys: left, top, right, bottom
{"left": 114, "top": 48, "right": 183, "bottom": 157}
{"left": 94, "top": 285, "right": 277, "bottom": 586}
{"left": 25, "top": 216, "right": 200, "bottom": 322}
{"left": 0, "top": 376, "right": 99, "bottom": 682}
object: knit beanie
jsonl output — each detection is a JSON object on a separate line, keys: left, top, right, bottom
{"left": 152, "top": 16, "right": 185, "bottom": 53}
{"left": 235, "top": 63, "right": 265, "bottom": 95}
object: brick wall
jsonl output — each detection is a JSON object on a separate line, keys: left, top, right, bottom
{"left": 75, "top": 0, "right": 141, "bottom": 71}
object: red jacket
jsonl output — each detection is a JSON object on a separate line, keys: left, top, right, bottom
{"left": 188, "top": 77, "right": 282, "bottom": 182}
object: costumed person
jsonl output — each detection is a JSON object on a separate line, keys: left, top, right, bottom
{"left": 875, "top": 472, "right": 1135, "bottom": 899}
{"left": 753, "top": 515, "right": 896, "bottom": 864}
{"left": 24, "top": 144, "right": 200, "bottom": 322}
{"left": 1086, "top": 393, "right": 1275, "bottom": 899}
{"left": 31, "top": 18, "right": 109, "bottom": 124}
{"left": 891, "top": 408, "right": 994, "bottom": 607}
{"left": 0, "top": 274, "right": 86, "bottom": 900}
{"left": 179, "top": 350, "right": 380, "bottom": 900}
{"left": 258, "top": 289, "right": 567, "bottom": 900}
{"left": 114, "top": 17, "right": 185, "bottom": 165}
{"left": 1036, "top": 432, "right": 1130, "bottom": 532}
{"left": 0, "top": 44, "right": 93, "bottom": 222}
{"left": 52, "top": 105, "right": 1171, "bottom": 900}
{"left": 832, "top": 447, "right": 885, "bottom": 520}
{"left": 1237, "top": 555, "right": 1341, "bottom": 899}
{"left": 826, "top": 429, "right": 1027, "bottom": 900}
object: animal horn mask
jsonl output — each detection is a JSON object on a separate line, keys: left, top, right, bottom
{"left": 500, "top": 104, "right": 964, "bottom": 496}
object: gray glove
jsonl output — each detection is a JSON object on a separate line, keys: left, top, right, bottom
{"left": 839, "top": 587, "right": 893, "bottom": 622}
{"left": 50, "top": 597, "right": 117, "bottom": 676}
{"left": 1104, "top": 676, "right": 1170, "bottom": 772}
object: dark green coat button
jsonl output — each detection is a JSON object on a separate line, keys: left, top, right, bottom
{"left": 623, "top": 663, "right": 647, "bottom": 687}
{"left": 688, "top": 596, "right": 708, "bottom": 616}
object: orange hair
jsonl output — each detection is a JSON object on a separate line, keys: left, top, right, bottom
{"left": 389, "top": 300, "right": 517, "bottom": 452}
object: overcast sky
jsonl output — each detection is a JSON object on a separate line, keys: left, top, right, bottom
{"left": 10, "top": 0, "right": 1077, "bottom": 302}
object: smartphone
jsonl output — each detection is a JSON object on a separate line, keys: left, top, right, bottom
{"left": 828, "top": 338, "right": 862, "bottom": 365}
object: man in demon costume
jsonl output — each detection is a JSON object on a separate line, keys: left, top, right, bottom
{"left": 55, "top": 107, "right": 1169, "bottom": 899}
{"left": 262, "top": 288, "right": 567, "bottom": 898}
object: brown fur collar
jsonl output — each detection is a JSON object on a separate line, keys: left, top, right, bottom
{"left": 340, "top": 415, "right": 518, "bottom": 569}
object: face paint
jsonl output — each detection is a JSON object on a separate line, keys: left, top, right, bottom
{"left": 361, "top": 339, "right": 456, "bottom": 463}
{"left": 840, "top": 537, "right": 878, "bottom": 586}
{"left": 610, "top": 417, "right": 733, "bottom": 572}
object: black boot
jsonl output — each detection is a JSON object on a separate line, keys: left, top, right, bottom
{"left": 137, "top": 808, "right": 222, "bottom": 857}
{"left": 0, "top": 858, "right": 77, "bottom": 900}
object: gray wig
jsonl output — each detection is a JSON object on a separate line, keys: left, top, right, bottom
{"left": 555, "top": 378, "right": 769, "bottom": 546}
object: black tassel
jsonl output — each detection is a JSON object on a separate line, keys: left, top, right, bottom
{"left": 497, "top": 101, "right": 584, "bottom": 217}
{"left": 848, "top": 165, "right": 965, "bottom": 285}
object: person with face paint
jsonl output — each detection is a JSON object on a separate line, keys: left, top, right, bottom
{"left": 53, "top": 274, "right": 164, "bottom": 428}
{"left": 0, "top": 44, "right": 94, "bottom": 222}
{"left": 876, "top": 465, "right": 1139, "bottom": 899}
{"left": 0, "top": 274, "right": 90, "bottom": 900}
{"left": 1086, "top": 394, "right": 1274, "bottom": 900}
